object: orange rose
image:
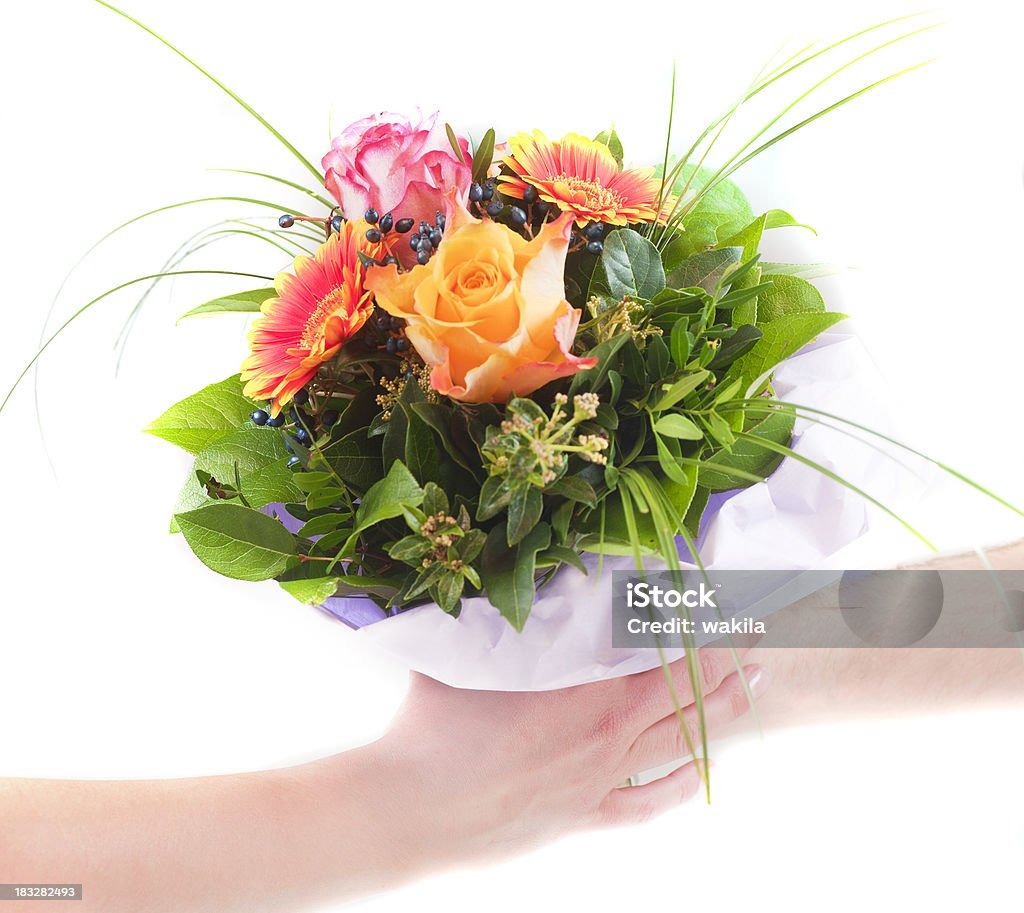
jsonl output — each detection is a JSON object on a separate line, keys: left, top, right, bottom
{"left": 366, "top": 197, "right": 597, "bottom": 403}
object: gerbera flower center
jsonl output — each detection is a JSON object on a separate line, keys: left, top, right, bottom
{"left": 302, "top": 285, "right": 350, "bottom": 349}
{"left": 553, "top": 173, "right": 624, "bottom": 213}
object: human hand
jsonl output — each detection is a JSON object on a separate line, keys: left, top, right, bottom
{"left": 340, "top": 651, "right": 767, "bottom": 877}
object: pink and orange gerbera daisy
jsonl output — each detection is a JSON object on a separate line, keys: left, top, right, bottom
{"left": 499, "top": 130, "right": 666, "bottom": 226}
{"left": 241, "top": 220, "right": 382, "bottom": 415}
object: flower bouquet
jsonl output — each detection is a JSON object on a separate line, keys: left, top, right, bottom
{"left": 12, "top": 6, "right": 1017, "bottom": 760}
{"left": 157, "top": 107, "right": 857, "bottom": 619}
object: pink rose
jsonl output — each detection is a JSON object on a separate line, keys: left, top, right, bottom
{"left": 322, "top": 110, "right": 471, "bottom": 264}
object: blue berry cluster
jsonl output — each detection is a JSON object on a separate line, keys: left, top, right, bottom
{"left": 407, "top": 210, "right": 446, "bottom": 266}
{"left": 250, "top": 387, "right": 341, "bottom": 468}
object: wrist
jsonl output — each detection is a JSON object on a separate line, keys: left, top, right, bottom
{"left": 287, "top": 737, "right": 443, "bottom": 896}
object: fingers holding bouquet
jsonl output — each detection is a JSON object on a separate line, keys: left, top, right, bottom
{"left": 383, "top": 650, "right": 766, "bottom": 859}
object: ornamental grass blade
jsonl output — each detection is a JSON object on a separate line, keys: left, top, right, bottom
{"left": 653, "top": 62, "right": 677, "bottom": 233}
{"left": 724, "top": 399, "right": 1024, "bottom": 519}
{"left": 706, "top": 58, "right": 936, "bottom": 203}
{"left": 94, "top": 1, "right": 323, "bottom": 183}
{"left": 719, "top": 401, "right": 921, "bottom": 479}
{"left": 732, "top": 430, "right": 936, "bottom": 549}
{"left": 34, "top": 196, "right": 301, "bottom": 464}
{"left": 210, "top": 168, "right": 335, "bottom": 210}
{"left": 619, "top": 468, "right": 716, "bottom": 798}
{"left": 667, "top": 13, "right": 931, "bottom": 192}
{"left": 661, "top": 16, "right": 938, "bottom": 237}
{"left": 3, "top": 270, "right": 273, "bottom": 415}
{"left": 202, "top": 227, "right": 306, "bottom": 258}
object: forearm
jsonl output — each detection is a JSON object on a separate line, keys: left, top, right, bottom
{"left": 0, "top": 742, "right": 425, "bottom": 913}
{"left": 730, "top": 540, "right": 1024, "bottom": 730}
{"left": 744, "top": 647, "right": 1022, "bottom": 728}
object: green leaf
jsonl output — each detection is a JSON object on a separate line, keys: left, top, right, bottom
{"left": 709, "top": 324, "right": 764, "bottom": 370}
{"left": 683, "top": 485, "right": 710, "bottom": 537}
{"left": 279, "top": 577, "right": 340, "bottom": 605}
{"left": 193, "top": 425, "right": 301, "bottom": 508}
{"left": 434, "top": 572, "right": 465, "bottom": 614}
{"left": 480, "top": 522, "right": 551, "bottom": 631}
{"left": 545, "top": 475, "right": 597, "bottom": 508}
{"left": 146, "top": 375, "right": 254, "bottom": 454}
{"left": 405, "top": 562, "right": 448, "bottom": 600}
{"left": 653, "top": 369, "right": 710, "bottom": 412}
{"left": 755, "top": 274, "right": 825, "bottom": 323}
{"left": 411, "top": 402, "right": 476, "bottom": 472}
{"left": 713, "top": 377, "right": 743, "bottom": 405}
{"left": 654, "top": 414, "right": 704, "bottom": 440}
{"left": 175, "top": 502, "right": 296, "bottom": 581}
{"left": 606, "top": 370, "right": 623, "bottom": 405}
{"left": 352, "top": 461, "right": 424, "bottom": 536}
{"left": 382, "top": 393, "right": 409, "bottom": 468}
{"left": 297, "top": 512, "right": 349, "bottom": 538}
{"left": 477, "top": 475, "right": 516, "bottom": 521}
{"left": 654, "top": 434, "right": 696, "bottom": 485}
{"left": 645, "top": 334, "right": 671, "bottom": 382}
{"left": 730, "top": 311, "right": 847, "bottom": 393}
{"left": 619, "top": 337, "right": 646, "bottom": 385}
{"left": 595, "top": 402, "right": 619, "bottom": 430}
{"left": 764, "top": 209, "right": 816, "bottom": 234}
{"left": 569, "top": 332, "right": 632, "bottom": 395}
{"left": 332, "top": 575, "right": 403, "bottom": 599}
{"left": 422, "top": 482, "right": 449, "bottom": 517}
{"left": 594, "top": 126, "right": 624, "bottom": 166}
{"left": 507, "top": 397, "right": 546, "bottom": 425}
{"left": 403, "top": 406, "right": 436, "bottom": 485}
{"left": 669, "top": 320, "right": 693, "bottom": 368}
{"left": 667, "top": 247, "right": 742, "bottom": 295}
{"left": 552, "top": 500, "right": 573, "bottom": 544}
{"left": 177, "top": 287, "right": 276, "bottom": 321}
{"left": 507, "top": 484, "right": 543, "bottom": 547}
{"left": 726, "top": 262, "right": 762, "bottom": 327}
{"left": 759, "top": 262, "right": 843, "bottom": 281}
{"left": 472, "top": 128, "right": 496, "bottom": 184}
{"left": 294, "top": 471, "right": 333, "bottom": 492}
{"left": 306, "top": 487, "right": 346, "bottom": 511}
{"left": 461, "top": 565, "right": 481, "bottom": 590}
{"left": 592, "top": 228, "right": 666, "bottom": 301}
{"left": 705, "top": 412, "right": 736, "bottom": 449}
{"left": 325, "top": 428, "right": 382, "bottom": 494}
{"left": 537, "top": 545, "right": 588, "bottom": 575}
{"left": 455, "top": 528, "right": 486, "bottom": 564}
{"left": 334, "top": 386, "right": 380, "bottom": 437}
{"left": 399, "top": 396, "right": 453, "bottom": 488}
{"left": 699, "top": 408, "right": 796, "bottom": 490}
{"left": 660, "top": 162, "right": 754, "bottom": 256}
{"left": 388, "top": 535, "right": 432, "bottom": 563}
{"left": 168, "top": 469, "right": 215, "bottom": 533}
{"left": 445, "top": 122, "right": 467, "bottom": 164}
{"left": 718, "top": 214, "right": 767, "bottom": 263}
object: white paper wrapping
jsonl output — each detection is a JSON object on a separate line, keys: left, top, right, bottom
{"left": 324, "top": 326, "right": 900, "bottom": 690}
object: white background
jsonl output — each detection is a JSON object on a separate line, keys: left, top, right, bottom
{"left": 1, "top": 1, "right": 1022, "bottom": 910}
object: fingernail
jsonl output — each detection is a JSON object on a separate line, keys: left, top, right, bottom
{"left": 744, "top": 665, "right": 769, "bottom": 697}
